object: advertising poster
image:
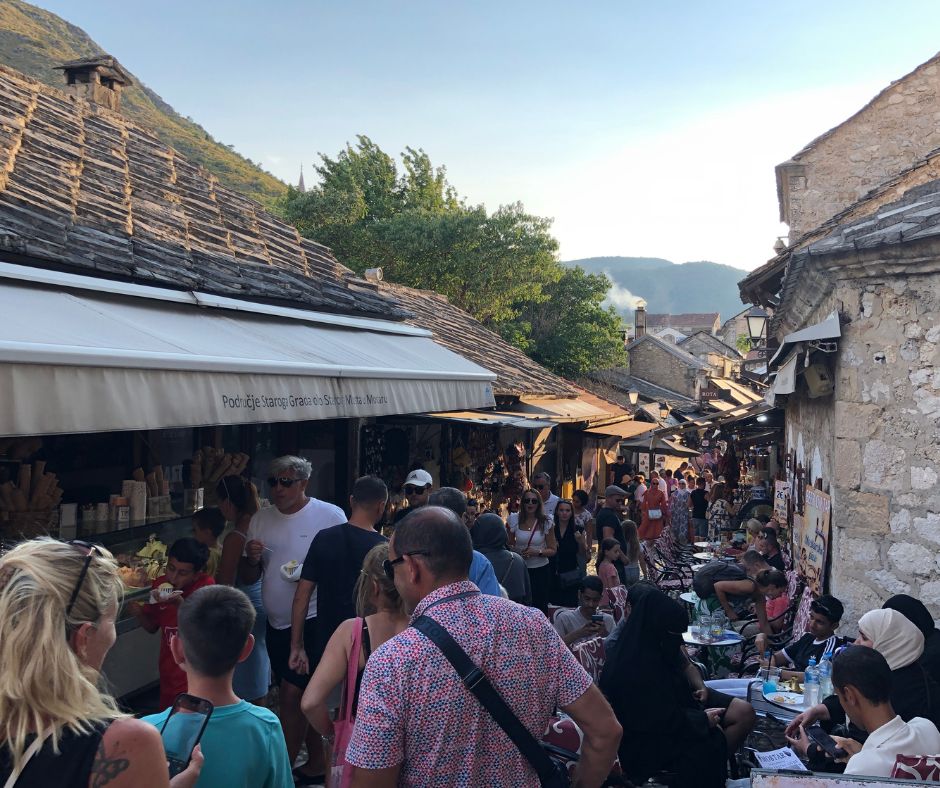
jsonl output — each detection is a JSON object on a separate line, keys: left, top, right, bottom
{"left": 638, "top": 453, "right": 650, "bottom": 475}
{"left": 799, "top": 488, "right": 831, "bottom": 594}
{"left": 654, "top": 453, "right": 667, "bottom": 472}
{"left": 774, "top": 480, "right": 790, "bottom": 524}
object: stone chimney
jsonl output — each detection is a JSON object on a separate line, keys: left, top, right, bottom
{"left": 55, "top": 56, "right": 132, "bottom": 112}
{"left": 634, "top": 299, "right": 647, "bottom": 338}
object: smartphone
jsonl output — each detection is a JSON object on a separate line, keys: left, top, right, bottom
{"left": 806, "top": 724, "right": 848, "bottom": 759}
{"left": 591, "top": 614, "right": 605, "bottom": 623}
{"left": 159, "top": 693, "right": 214, "bottom": 776}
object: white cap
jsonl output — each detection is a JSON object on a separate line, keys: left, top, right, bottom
{"left": 404, "top": 469, "right": 433, "bottom": 487}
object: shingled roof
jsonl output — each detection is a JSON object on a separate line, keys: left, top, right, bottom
{"left": 374, "top": 281, "right": 577, "bottom": 399}
{"left": 0, "top": 63, "right": 406, "bottom": 321}
{"left": 647, "top": 312, "right": 720, "bottom": 329}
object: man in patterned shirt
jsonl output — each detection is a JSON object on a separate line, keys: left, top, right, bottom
{"left": 346, "top": 506, "right": 621, "bottom": 787}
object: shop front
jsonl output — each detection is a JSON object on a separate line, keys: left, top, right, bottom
{"left": 0, "top": 265, "right": 496, "bottom": 697}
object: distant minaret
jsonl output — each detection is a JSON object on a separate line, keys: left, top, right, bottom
{"left": 297, "top": 165, "right": 306, "bottom": 193}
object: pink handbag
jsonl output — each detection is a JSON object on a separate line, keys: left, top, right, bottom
{"left": 327, "top": 618, "right": 364, "bottom": 788}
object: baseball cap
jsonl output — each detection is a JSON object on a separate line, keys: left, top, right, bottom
{"left": 811, "top": 594, "right": 844, "bottom": 623}
{"left": 404, "top": 469, "right": 433, "bottom": 488}
{"left": 605, "top": 485, "right": 628, "bottom": 497}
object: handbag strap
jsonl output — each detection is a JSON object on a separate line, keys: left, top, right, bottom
{"left": 337, "top": 618, "right": 364, "bottom": 725}
{"left": 3, "top": 729, "right": 52, "bottom": 788}
{"left": 412, "top": 615, "right": 557, "bottom": 785}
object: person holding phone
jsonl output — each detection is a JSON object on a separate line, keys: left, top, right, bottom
{"left": 553, "top": 576, "right": 615, "bottom": 647}
{"left": 143, "top": 586, "right": 293, "bottom": 788}
{"left": 0, "top": 538, "right": 203, "bottom": 787}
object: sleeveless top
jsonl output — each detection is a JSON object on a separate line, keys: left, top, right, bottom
{"left": 553, "top": 521, "right": 581, "bottom": 573}
{"left": 0, "top": 723, "right": 106, "bottom": 788}
{"left": 510, "top": 517, "right": 550, "bottom": 569}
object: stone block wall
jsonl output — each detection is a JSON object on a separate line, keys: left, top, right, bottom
{"left": 628, "top": 341, "right": 698, "bottom": 398}
{"left": 785, "top": 274, "right": 940, "bottom": 627}
{"left": 781, "top": 58, "right": 940, "bottom": 238}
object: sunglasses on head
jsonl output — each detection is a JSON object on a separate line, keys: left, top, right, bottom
{"left": 66, "top": 540, "right": 103, "bottom": 618}
{"left": 382, "top": 550, "right": 431, "bottom": 580}
{"left": 267, "top": 476, "right": 304, "bottom": 489}
{"left": 404, "top": 485, "right": 428, "bottom": 495}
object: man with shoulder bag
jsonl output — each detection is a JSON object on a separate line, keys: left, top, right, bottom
{"left": 345, "top": 506, "right": 622, "bottom": 787}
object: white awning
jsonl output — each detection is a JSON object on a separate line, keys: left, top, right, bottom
{"left": 0, "top": 273, "right": 496, "bottom": 436}
{"left": 769, "top": 311, "right": 841, "bottom": 367}
{"left": 772, "top": 352, "right": 799, "bottom": 395}
{"left": 423, "top": 411, "right": 556, "bottom": 430}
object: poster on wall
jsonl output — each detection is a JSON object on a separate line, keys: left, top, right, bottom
{"left": 654, "top": 454, "right": 667, "bottom": 472}
{"left": 774, "top": 480, "right": 790, "bottom": 524}
{"left": 798, "top": 488, "right": 832, "bottom": 594}
{"left": 638, "top": 454, "right": 650, "bottom": 475}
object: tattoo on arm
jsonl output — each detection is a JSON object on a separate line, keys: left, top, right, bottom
{"left": 90, "top": 738, "right": 130, "bottom": 787}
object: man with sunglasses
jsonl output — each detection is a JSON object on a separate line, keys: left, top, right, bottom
{"left": 345, "top": 506, "right": 622, "bottom": 786}
{"left": 241, "top": 455, "right": 345, "bottom": 785}
{"left": 391, "top": 469, "right": 433, "bottom": 525}
{"left": 532, "top": 471, "right": 559, "bottom": 519}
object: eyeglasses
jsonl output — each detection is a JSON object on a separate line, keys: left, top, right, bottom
{"left": 383, "top": 550, "right": 431, "bottom": 580}
{"left": 66, "top": 540, "right": 103, "bottom": 618}
{"left": 534, "top": 484, "right": 547, "bottom": 490}
{"left": 404, "top": 485, "right": 428, "bottom": 495}
{"left": 523, "top": 498, "right": 539, "bottom": 505}
{"left": 267, "top": 476, "right": 304, "bottom": 489}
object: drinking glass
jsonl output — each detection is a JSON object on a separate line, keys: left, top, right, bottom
{"left": 763, "top": 667, "right": 781, "bottom": 695}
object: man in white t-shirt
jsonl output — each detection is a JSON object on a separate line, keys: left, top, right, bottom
{"left": 241, "top": 455, "right": 345, "bottom": 784}
{"left": 532, "top": 471, "right": 560, "bottom": 519}
{"left": 792, "top": 646, "right": 940, "bottom": 778}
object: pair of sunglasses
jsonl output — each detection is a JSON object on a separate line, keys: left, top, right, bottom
{"left": 382, "top": 550, "right": 430, "bottom": 580}
{"left": 523, "top": 498, "right": 540, "bottom": 504}
{"left": 66, "top": 540, "right": 103, "bottom": 618}
{"left": 404, "top": 485, "right": 427, "bottom": 495}
{"left": 267, "top": 476, "right": 304, "bottom": 489}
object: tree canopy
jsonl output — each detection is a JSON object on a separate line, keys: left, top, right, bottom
{"left": 275, "top": 135, "right": 624, "bottom": 377}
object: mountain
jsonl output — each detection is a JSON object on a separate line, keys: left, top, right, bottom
{"left": 564, "top": 256, "right": 749, "bottom": 324}
{"left": 0, "top": 0, "right": 286, "bottom": 204}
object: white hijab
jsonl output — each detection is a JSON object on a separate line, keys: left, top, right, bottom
{"left": 858, "top": 608, "right": 925, "bottom": 670}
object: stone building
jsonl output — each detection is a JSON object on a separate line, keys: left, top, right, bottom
{"left": 777, "top": 51, "right": 940, "bottom": 239}
{"left": 646, "top": 312, "right": 721, "bottom": 337}
{"left": 625, "top": 334, "right": 709, "bottom": 400}
{"left": 678, "top": 331, "right": 743, "bottom": 377}
{"left": 741, "top": 168, "right": 940, "bottom": 625}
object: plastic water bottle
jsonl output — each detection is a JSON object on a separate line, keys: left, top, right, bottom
{"left": 818, "top": 651, "right": 834, "bottom": 698}
{"left": 803, "top": 657, "right": 820, "bottom": 706}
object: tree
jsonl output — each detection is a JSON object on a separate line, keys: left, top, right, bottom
{"left": 736, "top": 335, "right": 752, "bottom": 354}
{"left": 273, "top": 137, "right": 625, "bottom": 378}
{"left": 502, "top": 267, "right": 626, "bottom": 378}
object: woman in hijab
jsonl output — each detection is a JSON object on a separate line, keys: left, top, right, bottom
{"left": 883, "top": 594, "right": 940, "bottom": 683}
{"left": 787, "top": 608, "right": 940, "bottom": 765}
{"left": 599, "top": 585, "right": 729, "bottom": 788}
{"left": 471, "top": 513, "right": 531, "bottom": 605}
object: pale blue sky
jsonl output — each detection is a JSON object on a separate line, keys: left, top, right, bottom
{"left": 37, "top": 1, "right": 940, "bottom": 268}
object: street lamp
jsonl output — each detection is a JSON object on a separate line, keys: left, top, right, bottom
{"left": 628, "top": 389, "right": 639, "bottom": 406}
{"left": 746, "top": 306, "right": 769, "bottom": 347}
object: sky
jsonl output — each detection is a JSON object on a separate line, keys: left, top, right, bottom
{"left": 35, "top": 1, "right": 940, "bottom": 270}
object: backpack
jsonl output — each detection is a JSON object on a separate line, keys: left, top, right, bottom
{"left": 692, "top": 561, "right": 746, "bottom": 599}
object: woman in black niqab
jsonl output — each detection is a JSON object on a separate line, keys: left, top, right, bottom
{"left": 599, "top": 585, "right": 727, "bottom": 788}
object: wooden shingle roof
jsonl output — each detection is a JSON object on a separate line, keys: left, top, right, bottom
{"left": 0, "top": 63, "right": 406, "bottom": 321}
{"left": 375, "top": 281, "right": 577, "bottom": 399}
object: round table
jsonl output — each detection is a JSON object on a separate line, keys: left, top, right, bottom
{"left": 679, "top": 591, "right": 699, "bottom": 605}
{"left": 694, "top": 541, "right": 711, "bottom": 549}
{"left": 692, "top": 551, "right": 715, "bottom": 561}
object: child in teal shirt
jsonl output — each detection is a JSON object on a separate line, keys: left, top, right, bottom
{"left": 144, "top": 585, "right": 291, "bottom": 788}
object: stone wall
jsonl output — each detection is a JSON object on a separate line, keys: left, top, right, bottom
{"left": 784, "top": 273, "right": 940, "bottom": 627}
{"left": 628, "top": 341, "right": 699, "bottom": 398}
{"left": 780, "top": 56, "right": 940, "bottom": 238}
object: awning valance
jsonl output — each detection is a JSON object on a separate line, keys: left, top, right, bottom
{"left": 582, "top": 420, "right": 657, "bottom": 440}
{"left": 0, "top": 274, "right": 496, "bottom": 436}
{"left": 422, "top": 411, "right": 556, "bottom": 430}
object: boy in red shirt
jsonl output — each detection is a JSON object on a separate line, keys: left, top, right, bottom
{"left": 127, "top": 537, "right": 214, "bottom": 709}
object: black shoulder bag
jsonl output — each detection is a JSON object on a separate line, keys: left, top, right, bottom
{"left": 412, "top": 615, "right": 571, "bottom": 787}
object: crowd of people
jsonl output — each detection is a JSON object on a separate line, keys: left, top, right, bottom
{"left": 3, "top": 453, "right": 940, "bottom": 788}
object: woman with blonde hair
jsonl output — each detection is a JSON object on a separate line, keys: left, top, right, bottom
{"left": 215, "top": 475, "right": 269, "bottom": 703}
{"left": 0, "top": 538, "right": 202, "bottom": 787}
{"left": 301, "top": 543, "right": 409, "bottom": 780}
{"left": 508, "top": 488, "right": 558, "bottom": 613}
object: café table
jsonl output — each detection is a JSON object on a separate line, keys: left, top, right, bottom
{"left": 682, "top": 627, "right": 743, "bottom": 676}
{"left": 679, "top": 591, "right": 699, "bottom": 605}
{"left": 694, "top": 541, "right": 711, "bottom": 549}
{"left": 692, "top": 551, "right": 715, "bottom": 561}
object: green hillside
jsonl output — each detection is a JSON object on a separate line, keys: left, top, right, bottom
{"left": 565, "top": 256, "right": 749, "bottom": 324}
{"left": 0, "top": 0, "right": 286, "bottom": 205}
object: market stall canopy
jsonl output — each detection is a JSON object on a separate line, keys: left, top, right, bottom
{"left": 582, "top": 419, "right": 659, "bottom": 440}
{"left": 0, "top": 266, "right": 496, "bottom": 436}
{"left": 618, "top": 435, "right": 700, "bottom": 458}
{"left": 647, "top": 399, "right": 774, "bottom": 438}
{"left": 422, "top": 411, "right": 556, "bottom": 430}
{"left": 496, "top": 396, "right": 612, "bottom": 423}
